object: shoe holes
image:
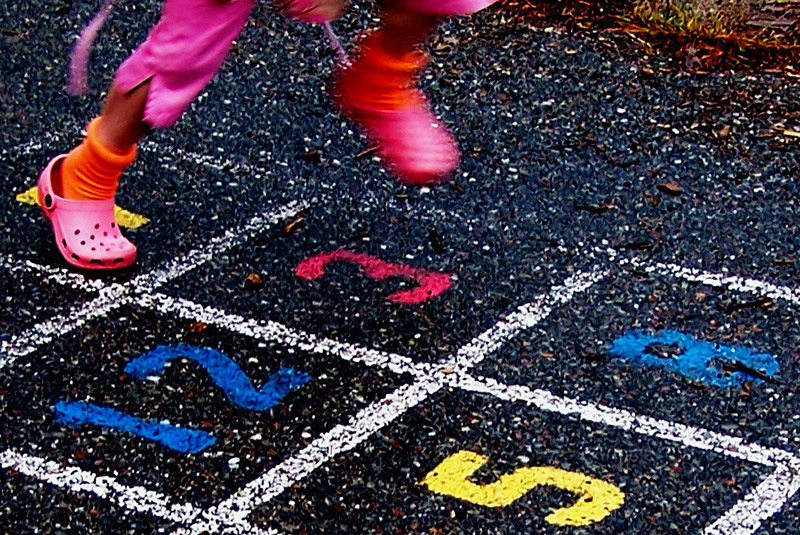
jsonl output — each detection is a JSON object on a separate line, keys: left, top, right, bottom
{"left": 71, "top": 253, "right": 80, "bottom": 260}
{"left": 80, "top": 240, "right": 86, "bottom": 245}
{"left": 114, "top": 258, "right": 124, "bottom": 263}
{"left": 91, "top": 247, "right": 96, "bottom": 251}
{"left": 90, "top": 235, "right": 95, "bottom": 240}
{"left": 44, "top": 195, "right": 53, "bottom": 208}
{"left": 106, "top": 248, "right": 111, "bottom": 252}
{"left": 61, "top": 239, "right": 67, "bottom": 247}
{"left": 90, "top": 259, "right": 102, "bottom": 265}
{"left": 94, "top": 223, "right": 100, "bottom": 229}
{"left": 111, "top": 223, "right": 116, "bottom": 228}
{"left": 103, "top": 231, "right": 108, "bottom": 237}
{"left": 99, "top": 242, "right": 104, "bottom": 246}
{"left": 113, "top": 234, "right": 119, "bottom": 239}
{"left": 74, "top": 229, "right": 80, "bottom": 235}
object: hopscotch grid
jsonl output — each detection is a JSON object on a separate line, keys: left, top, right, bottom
{"left": 4, "top": 234, "right": 800, "bottom": 535}
{"left": 3, "top": 140, "right": 800, "bottom": 535}
{"left": 5, "top": 242, "right": 800, "bottom": 534}
{"left": 169, "top": 269, "right": 606, "bottom": 535}
{"left": 0, "top": 200, "right": 306, "bottom": 370}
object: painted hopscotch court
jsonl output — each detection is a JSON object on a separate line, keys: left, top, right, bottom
{"left": 3, "top": 2, "right": 800, "bottom": 534}
{"left": 3, "top": 157, "right": 800, "bottom": 534}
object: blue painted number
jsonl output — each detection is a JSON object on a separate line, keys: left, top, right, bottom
{"left": 609, "top": 330, "right": 779, "bottom": 387}
{"left": 54, "top": 401, "right": 216, "bottom": 454}
{"left": 126, "top": 344, "right": 311, "bottom": 412}
{"left": 55, "top": 344, "right": 312, "bottom": 453}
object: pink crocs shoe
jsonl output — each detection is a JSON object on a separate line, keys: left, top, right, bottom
{"left": 334, "top": 35, "right": 460, "bottom": 185}
{"left": 37, "top": 155, "right": 137, "bottom": 270}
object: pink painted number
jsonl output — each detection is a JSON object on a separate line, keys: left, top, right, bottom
{"left": 295, "top": 250, "right": 452, "bottom": 305}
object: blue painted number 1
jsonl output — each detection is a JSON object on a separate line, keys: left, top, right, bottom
{"left": 54, "top": 344, "right": 311, "bottom": 453}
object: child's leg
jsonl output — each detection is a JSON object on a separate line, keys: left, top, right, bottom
{"left": 335, "top": 0, "right": 497, "bottom": 185}
{"left": 59, "top": 82, "right": 150, "bottom": 201}
{"left": 40, "top": 0, "right": 256, "bottom": 270}
{"left": 97, "top": 82, "right": 151, "bottom": 154}
{"left": 379, "top": 4, "right": 439, "bottom": 58}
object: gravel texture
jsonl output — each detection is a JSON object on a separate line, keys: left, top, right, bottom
{"left": 1, "top": 0, "right": 799, "bottom": 533}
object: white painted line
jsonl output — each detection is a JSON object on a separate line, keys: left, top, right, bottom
{"left": 2, "top": 136, "right": 63, "bottom": 159}
{"left": 590, "top": 247, "right": 800, "bottom": 307}
{"left": 138, "top": 292, "right": 428, "bottom": 377}
{"left": 131, "top": 200, "right": 305, "bottom": 291}
{"left": 172, "top": 271, "right": 602, "bottom": 534}
{"left": 0, "top": 253, "right": 105, "bottom": 293}
{"left": 447, "top": 268, "right": 607, "bottom": 370}
{"left": 150, "top": 143, "right": 255, "bottom": 174}
{"left": 0, "top": 201, "right": 306, "bottom": 371}
{"left": 0, "top": 283, "right": 130, "bottom": 367}
{"left": 3, "top": 135, "right": 265, "bottom": 176}
{"left": 703, "top": 461, "right": 800, "bottom": 535}
{"left": 175, "top": 378, "right": 442, "bottom": 535}
{"left": 449, "top": 373, "right": 796, "bottom": 467}
{"left": 642, "top": 261, "right": 800, "bottom": 306}
{"left": 0, "top": 448, "right": 202, "bottom": 524}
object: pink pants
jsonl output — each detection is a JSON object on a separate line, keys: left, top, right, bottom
{"left": 115, "top": 0, "right": 497, "bottom": 128}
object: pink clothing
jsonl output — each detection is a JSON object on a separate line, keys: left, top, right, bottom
{"left": 114, "top": 0, "right": 255, "bottom": 128}
{"left": 397, "top": 0, "right": 497, "bottom": 16}
{"left": 112, "top": 0, "right": 496, "bottom": 129}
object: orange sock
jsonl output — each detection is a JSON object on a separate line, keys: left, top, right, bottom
{"left": 60, "top": 117, "right": 137, "bottom": 201}
{"left": 342, "top": 32, "right": 427, "bottom": 111}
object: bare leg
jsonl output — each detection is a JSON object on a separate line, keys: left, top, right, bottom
{"left": 380, "top": 4, "right": 440, "bottom": 57}
{"left": 97, "top": 80, "right": 152, "bottom": 152}
{"left": 59, "top": 81, "right": 151, "bottom": 201}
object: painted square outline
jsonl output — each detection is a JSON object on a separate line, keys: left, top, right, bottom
{"left": 2, "top": 179, "right": 799, "bottom": 535}
{"left": 172, "top": 257, "right": 800, "bottom": 535}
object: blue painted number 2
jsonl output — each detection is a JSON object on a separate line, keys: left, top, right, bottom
{"left": 609, "top": 330, "right": 779, "bottom": 387}
{"left": 54, "top": 344, "right": 311, "bottom": 453}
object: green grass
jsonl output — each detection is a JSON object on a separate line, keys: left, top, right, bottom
{"left": 630, "top": 0, "right": 787, "bottom": 48}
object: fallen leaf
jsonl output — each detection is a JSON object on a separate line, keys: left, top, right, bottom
{"left": 714, "top": 125, "right": 731, "bottom": 138}
{"left": 283, "top": 216, "right": 305, "bottom": 234}
{"left": 245, "top": 273, "right": 264, "bottom": 289}
{"left": 657, "top": 182, "right": 683, "bottom": 196}
{"left": 187, "top": 322, "right": 207, "bottom": 333}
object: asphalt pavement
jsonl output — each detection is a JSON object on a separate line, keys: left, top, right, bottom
{"left": 1, "top": 0, "right": 800, "bottom": 534}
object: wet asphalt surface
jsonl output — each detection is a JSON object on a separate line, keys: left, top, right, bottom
{"left": 2, "top": 0, "right": 800, "bottom": 534}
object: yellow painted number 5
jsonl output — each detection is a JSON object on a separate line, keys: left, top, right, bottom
{"left": 420, "top": 451, "right": 625, "bottom": 526}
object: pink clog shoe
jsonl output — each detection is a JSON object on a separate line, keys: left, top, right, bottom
{"left": 37, "top": 155, "right": 137, "bottom": 270}
{"left": 334, "top": 36, "right": 460, "bottom": 185}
